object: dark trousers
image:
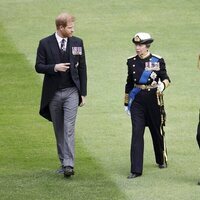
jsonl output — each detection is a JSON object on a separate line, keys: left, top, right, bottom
{"left": 130, "top": 89, "right": 164, "bottom": 174}
{"left": 197, "top": 121, "right": 200, "bottom": 148}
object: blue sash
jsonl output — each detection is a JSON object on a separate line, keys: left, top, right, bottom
{"left": 150, "top": 56, "right": 159, "bottom": 63}
{"left": 128, "top": 70, "right": 151, "bottom": 110}
{"left": 128, "top": 56, "right": 159, "bottom": 111}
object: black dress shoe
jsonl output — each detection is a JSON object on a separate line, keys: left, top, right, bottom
{"left": 127, "top": 173, "right": 141, "bottom": 179}
{"left": 158, "top": 163, "right": 167, "bottom": 169}
{"left": 64, "top": 166, "right": 74, "bottom": 178}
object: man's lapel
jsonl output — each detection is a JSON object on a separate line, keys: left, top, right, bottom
{"left": 50, "top": 34, "right": 61, "bottom": 63}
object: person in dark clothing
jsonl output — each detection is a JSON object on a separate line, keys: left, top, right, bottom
{"left": 196, "top": 56, "right": 200, "bottom": 148}
{"left": 197, "top": 112, "right": 200, "bottom": 148}
{"left": 35, "top": 12, "right": 87, "bottom": 178}
{"left": 197, "top": 110, "right": 200, "bottom": 185}
{"left": 124, "top": 32, "right": 170, "bottom": 179}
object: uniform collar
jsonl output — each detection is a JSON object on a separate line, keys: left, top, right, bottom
{"left": 138, "top": 51, "right": 150, "bottom": 59}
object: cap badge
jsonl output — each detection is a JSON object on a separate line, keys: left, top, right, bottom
{"left": 134, "top": 36, "right": 141, "bottom": 42}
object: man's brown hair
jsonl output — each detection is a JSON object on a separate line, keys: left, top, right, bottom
{"left": 55, "top": 12, "right": 75, "bottom": 29}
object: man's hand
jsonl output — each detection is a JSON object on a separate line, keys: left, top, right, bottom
{"left": 80, "top": 96, "right": 86, "bottom": 107}
{"left": 54, "top": 63, "right": 70, "bottom": 72}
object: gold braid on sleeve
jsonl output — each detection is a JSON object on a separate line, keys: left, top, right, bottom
{"left": 124, "top": 93, "right": 129, "bottom": 106}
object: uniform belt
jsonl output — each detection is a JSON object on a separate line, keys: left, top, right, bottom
{"left": 135, "top": 84, "right": 157, "bottom": 90}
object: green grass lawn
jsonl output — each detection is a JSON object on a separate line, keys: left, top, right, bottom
{"left": 0, "top": 0, "right": 200, "bottom": 199}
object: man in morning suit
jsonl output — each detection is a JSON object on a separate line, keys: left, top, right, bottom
{"left": 35, "top": 12, "right": 87, "bottom": 178}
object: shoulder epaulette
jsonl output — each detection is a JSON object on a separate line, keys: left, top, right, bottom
{"left": 152, "top": 54, "right": 162, "bottom": 59}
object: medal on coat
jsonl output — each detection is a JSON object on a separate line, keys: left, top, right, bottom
{"left": 72, "top": 47, "right": 82, "bottom": 55}
{"left": 145, "top": 61, "right": 160, "bottom": 71}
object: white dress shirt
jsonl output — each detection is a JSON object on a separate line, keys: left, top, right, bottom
{"left": 55, "top": 32, "right": 68, "bottom": 51}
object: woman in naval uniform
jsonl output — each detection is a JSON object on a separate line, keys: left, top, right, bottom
{"left": 124, "top": 32, "right": 171, "bottom": 179}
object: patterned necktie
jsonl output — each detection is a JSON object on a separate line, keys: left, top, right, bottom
{"left": 60, "top": 39, "right": 66, "bottom": 52}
